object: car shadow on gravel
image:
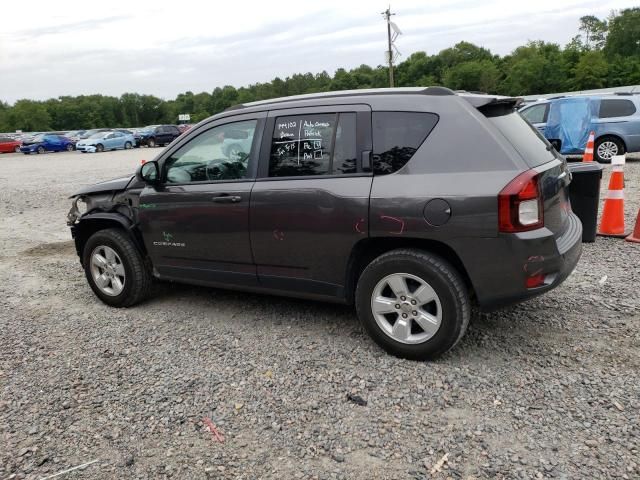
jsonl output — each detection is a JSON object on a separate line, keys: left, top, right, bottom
{"left": 22, "top": 240, "right": 75, "bottom": 257}
{"left": 148, "top": 280, "right": 556, "bottom": 361}
{"left": 151, "top": 281, "right": 358, "bottom": 327}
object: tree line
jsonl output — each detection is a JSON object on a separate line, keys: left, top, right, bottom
{"left": 1, "top": 8, "right": 638, "bottom": 132}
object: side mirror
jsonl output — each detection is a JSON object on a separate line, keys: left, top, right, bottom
{"left": 136, "top": 160, "right": 160, "bottom": 185}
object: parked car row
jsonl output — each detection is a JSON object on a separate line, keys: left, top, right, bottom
{"left": 0, "top": 124, "right": 188, "bottom": 155}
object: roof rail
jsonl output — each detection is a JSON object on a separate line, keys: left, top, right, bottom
{"left": 223, "top": 86, "right": 456, "bottom": 112}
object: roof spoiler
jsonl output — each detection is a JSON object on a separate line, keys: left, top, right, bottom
{"left": 460, "top": 95, "right": 524, "bottom": 116}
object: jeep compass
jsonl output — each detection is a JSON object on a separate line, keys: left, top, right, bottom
{"left": 67, "top": 87, "right": 582, "bottom": 360}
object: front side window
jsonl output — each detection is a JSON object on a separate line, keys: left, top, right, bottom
{"left": 164, "top": 120, "right": 257, "bottom": 184}
{"left": 520, "top": 104, "right": 548, "bottom": 124}
{"left": 269, "top": 112, "right": 357, "bottom": 177}
{"left": 372, "top": 112, "right": 438, "bottom": 175}
{"left": 598, "top": 99, "right": 636, "bottom": 118}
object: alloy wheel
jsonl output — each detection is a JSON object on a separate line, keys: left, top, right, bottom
{"left": 90, "top": 245, "right": 125, "bottom": 296}
{"left": 370, "top": 273, "right": 442, "bottom": 344}
{"left": 597, "top": 141, "right": 618, "bottom": 161}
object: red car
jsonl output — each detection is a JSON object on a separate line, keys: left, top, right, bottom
{"left": 0, "top": 136, "right": 21, "bottom": 153}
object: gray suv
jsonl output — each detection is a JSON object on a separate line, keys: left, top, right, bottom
{"left": 67, "top": 87, "right": 582, "bottom": 360}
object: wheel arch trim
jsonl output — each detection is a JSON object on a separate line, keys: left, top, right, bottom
{"left": 72, "top": 212, "right": 146, "bottom": 265}
{"left": 344, "top": 236, "right": 475, "bottom": 304}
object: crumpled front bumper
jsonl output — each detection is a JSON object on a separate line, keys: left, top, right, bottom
{"left": 76, "top": 145, "right": 97, "bottom": 153}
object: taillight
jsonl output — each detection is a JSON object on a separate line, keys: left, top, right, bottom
{"left": 498, "top": 170, "right": 544, "bottom": 232}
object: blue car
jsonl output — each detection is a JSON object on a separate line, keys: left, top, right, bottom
{"left": 20, "top": 134, "right": 75, "bottom": 154}
{"left": 520, "top": 93, "right": 640, "bottom": 163}
{"left": 75, "top": 130, "right": 135, "bottom": 153}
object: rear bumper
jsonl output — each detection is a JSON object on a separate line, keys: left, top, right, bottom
{"left": 457, "top": 212, "right": 583, "bottom": 310}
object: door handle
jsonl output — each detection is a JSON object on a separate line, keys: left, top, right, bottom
{"left": 211, "top": 195, "right": 241, "bottom": 203}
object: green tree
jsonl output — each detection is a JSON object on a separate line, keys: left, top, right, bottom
{"left": 579, "top": 15, "right": 608, "bottom": 49}
{"left": 442, "top": 60, "right": 500, "bottom": 93}
{"left": 605, "top": 8, "right": 640, "bottom": 57}
{"left": 500, "top": 42, "right": 568, "bottom": 95}
{"left": 571, "top": 50, "right": 609, "bottom": 89}
{"left": 6, "top": 100, "right": 51, "bottom": 131}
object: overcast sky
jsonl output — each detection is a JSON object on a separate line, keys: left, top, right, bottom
{"left": 0, "top": 0, "right": 636, "bottom": 104}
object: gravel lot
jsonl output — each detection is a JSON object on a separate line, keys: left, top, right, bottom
{"left": 1, "top": 149, "right": 639, "bottom": 480}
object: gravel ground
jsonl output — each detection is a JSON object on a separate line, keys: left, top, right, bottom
{"left": 0, "top": 149, "right": 639, "bottom": 480}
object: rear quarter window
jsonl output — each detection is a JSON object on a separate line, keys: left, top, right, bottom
{"left": 372, "top": 112, "right": 438, "bottom": 175}
{"left": 598, "top": 99, "right": 636, "bottom": 118}
{"left": 491, "top": 112, "right": 555, "bottom": 167}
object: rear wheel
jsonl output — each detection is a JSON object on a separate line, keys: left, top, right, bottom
{"left": 83, "top": 229, "right": 152, "bottom": 307}
{"left": 96, "top": 143, "right": 104, "bottom": 153}
{"left": 66, "top": 143, "right": 74, "bottom": 152}
{"left": 595, "top": 136, "right": 624, "bottom": 164}
{"left": 355, "top": 249, "right": 470, "bottom": 360}
{"left": 14, "top": 145, "right": 20, "bottom": 153}
{"left": 124, "top": 141, "right": 132, "bottom": 149}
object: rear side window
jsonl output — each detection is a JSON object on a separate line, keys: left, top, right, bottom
{"left": 269, "top": 112, "right": 357, "bottom": 177}
{"left": 372, "top": 112, "right": 438, "bottom": 175}
{"left": 490, "top": 112, "right": 554, "bottom": 167}
{"left": 598, "top": 99, "right": 636, "bottom": 118}
{"left": 520, "top": 104, "right": 548, "bottom": 124}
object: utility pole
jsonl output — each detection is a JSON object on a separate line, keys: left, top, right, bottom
{"left": 382, "top": 6, "right": 401, "bottom": 88}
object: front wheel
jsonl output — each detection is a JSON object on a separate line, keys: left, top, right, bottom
{"left": 95, "top": 143, "right": 104, "bottom": 153}
{"left": 83, "top": 229, "right": 152, "bottom": 307}
{"left": 595, "top": 136, "right": 624, "bottom": 164}
{"left": 147, "top": 138, "right": 156, "bottom": 148}
{"left": 37, "top": 146, "right": 45, "bottom": 154}
{"left": 355, "top": 249, "right": 470, "bottom": 360}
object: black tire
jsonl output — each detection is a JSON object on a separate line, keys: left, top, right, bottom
{"left": 37, "top": 146, "right": 45, "bottom": 154}
{"left": 96, "top": 143, "right": 104, "bottom": 153}
{"left": 147, "top": 138, "right": 156, "bottom": 148}
{"left": 66, "top": 143, "right": 74, "bottom": 152}
{"left": 595, "top": 136, "right": 624, "bottom": 164}
{"left": 124, "top": 141, "right": 132, "bottom": 149}
{"left": 82, "top": 228, "right": 152, "bottom": 307}
{"left": 355, "top": 249, "right": 470, "bottom": 360}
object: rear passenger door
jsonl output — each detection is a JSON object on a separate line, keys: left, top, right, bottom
{"left": 250, "top": 105, "right": 372, "bottom": 299}
{"left": 109, "top": 132, "right": 123, "bottom": 149}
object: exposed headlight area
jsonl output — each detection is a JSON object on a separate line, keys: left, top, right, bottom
{"left": 67, "top": 195, "right": 90, "bottom": 225}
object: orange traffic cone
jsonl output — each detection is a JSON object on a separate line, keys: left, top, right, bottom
{"left": 598, "top": 155, "right": 627, "bottom": 237}
{"left": 583, "top": 131, "right": 595, "bottom": 162}
{"left": 625, "top": 209, "right": 640, "bottom": 243}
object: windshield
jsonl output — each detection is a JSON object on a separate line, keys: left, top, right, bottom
{"left": 89, "top": 132, "right": 106, "bottom": 139}
{"left": 31, "top": 134, "right": 45, "bottom": 142}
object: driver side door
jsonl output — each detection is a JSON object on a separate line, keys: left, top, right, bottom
{"left": 137, "top": 112, "right": 265, "bottom": 287}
